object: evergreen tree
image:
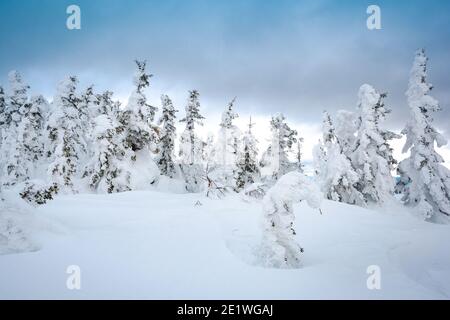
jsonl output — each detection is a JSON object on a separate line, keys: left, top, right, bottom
{"left": 216, "top": 98, "right": 240, "bottom": 164}
{"left": 213, "top": 98, "right": 241, "bottom": 189}
{"left": 351, "top": 84, "right": 400, "bottom": 204}
{"left": 156, "top": 94, "right": 178, "bottom": 178}
{"left": 334, "top": 109, "right": 358, "bottom": 158}
{"left": 260, "top": 113, "right": 297, "bottom": 181}
{"left": 84, "top": 91, "right": 133, "bottom": 193}
{"left": 179, "top": 90, "right": 205, "bottom": 192}
{"left": 235, "top": 117, "right": 260, "bottom": 191}
{"left": 203, "top": 133, "right": 216, "bottom": 164}
{"left": 47, "top": 76, "right": 86, "bottom": 192}
{"left": 313, "top": 112, "right": 364, "bottom": 205}
{"left": 295, "top": 138, "right": 304, "bottom": 173}
{"left": 261, "top": 171, "right": 322, "bottom": 268}
{"left": 122, "top": 60, "right": 158, "bottom": 153}
{"left": 0, "top": 86, "right": 6, "bottom": 143}
{"left": 6, "top": 71, "right": 30, "bottom": 126}
{"left": 398, "top": 49, "right": 450, "bottom": 221}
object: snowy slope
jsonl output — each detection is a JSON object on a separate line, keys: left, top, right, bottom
{"left": 0, "top": 190, "right": 449, "bottom": 299}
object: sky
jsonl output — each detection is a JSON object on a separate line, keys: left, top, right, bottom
{"left": 0, "top": 0, "right": 449, "bottom": 163}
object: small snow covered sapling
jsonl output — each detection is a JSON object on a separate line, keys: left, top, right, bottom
{"left": 260, "top": 171, "right": 322, "bottom": 269}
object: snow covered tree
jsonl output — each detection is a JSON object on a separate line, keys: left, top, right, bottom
{"left": 334, "top": 109, "right": 358, "bottom": 158}
{"left": 6, "top": 95, "right": 48, "bottom": 185}
{"left": 0, "top": 195, "right": 38, "bottom": 254}
{"left": 122, "top": 60, "right": 158, "bottom": 153}
{"left": 84, "top": 92, "right": 133, "bottom": 194}
{"left": 260, "top": 171, "right": 322, "bottom": 268}
{"left": 295, "top": 139, "right": 304, "bottom": 173}
{"left": 47, "top": 76, "right": 87, "bottom": 192}
{"left": 6, "top": 71, "right": 30, "bottom": 126}
{"left": 260, "top": 113, "right": 297, "bottom": 182}
{"left": 0, "top": 86, "right": 6, "bottom": 142}
{"left": 179, "top": 90, "right": 205, "bottom": 192}
{"left": 212, "top": 98, "right": 242, "bottom": 189}
{"left": 203, "top": 133, "right": 216, "bottom": 163}
{"left": 1, "top": 71, "right": 34, "bottom": 185}
{"left": 235, "top": 117, "right": 260, "bottom": 191}
{"left": 398, "top": 49, "right": 450, "bottom": 221}
{"left": 95, "top": 91, "right": 118, "bottom": 118}
{"left": 314, "top": 112, "right": 364, "bottom": 205}
{"left": 156, "top": 95, "right": 178, "bottom": 178}
{"left": 351, "top": 84, "right": 400, "bottom": 204}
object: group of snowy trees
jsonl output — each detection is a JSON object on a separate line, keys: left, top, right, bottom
{"left": 0, "top": 60, "right": 305, "bottom": 205}
{"left": 261, "top": 49, "right": 449, "bottom": 268}
{"left": 0, "top": 50, "right": 448, "bottom": 224}
{"left": 313, "top": 49, "right": 449, "bottom": 223}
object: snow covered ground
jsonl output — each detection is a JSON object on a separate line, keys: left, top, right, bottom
{"left": 1, "top": 189, "right": 449, "bottom": 300}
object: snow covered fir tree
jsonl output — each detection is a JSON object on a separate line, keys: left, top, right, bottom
{"left": 3, "top": 0, "right": 450, "bottom": 300}
{"left": 156, "top": 94, "right": 178, "bottom": 178}
{"left": 178, "top": 90, "right": 205, "bottom": 193}
{"left": 397, "top": 49, "right": 450, "bottom": 222}
{"left": 351, "top": 84, "right": 401, "bottom": 204}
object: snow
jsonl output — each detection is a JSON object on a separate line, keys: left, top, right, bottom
{"left": 1, "top": 189, "right": 449, "bottom": 299}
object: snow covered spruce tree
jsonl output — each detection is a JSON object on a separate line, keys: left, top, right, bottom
{"left": 0, "top": 184, "right": 38, "bottom": 254}
{"left": 313, "top": 112, "right": 364, "bottom": 205}
{"left": 83, "top": 91, "right": 133, "bottom": 193}
{"left": 46, "top": 76, "right": 88, "bottom": 192}
{"left": 334, "top": 109, "right": 358, "bottom": 158}
{"left": 122, "top": 60, "right": 158, "bottom": 153}
{"left": 260, "top": 171, "right": 322, "bottom": 268}
{"left": 351, "top": 84, "right": 401, "bottom": 204}
{"left": 398, "top": 49, "right": 450, "bottom": 221}
{"left": 1, "top": 71, "right": 34, "bottom": 186}
{"left": 179, "top": 90, "right": 205, "bottom": 192}
{"left": 216, "top": 98, "right": 240, "bottom": 165}
{"left": 211, "top": 98, "right": 242, "bottom": 189}
{"left": 8, "top": 95, "right": 48, "bottom": 185}
{"left": 260, "top": 113, "right": 297, "bottom": 182}
{"left": 235, "top": 117, "right": 260, "bottom": 191}
{"left": 156, "top": 94, "right": 178, "bottom": 178}
{"left": 0, "top": 85, "right": 6, "bottom": 143}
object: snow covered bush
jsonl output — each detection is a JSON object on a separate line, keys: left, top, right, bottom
{"left": 398, "top": 49, "right": 450, "bottom": 222}
{"left": 260, "top": 171, "right": 322, "bottom": 269}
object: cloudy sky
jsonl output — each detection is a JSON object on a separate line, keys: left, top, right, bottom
{"left": 0, "top": 0, "right": 449, "bottom": 163}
